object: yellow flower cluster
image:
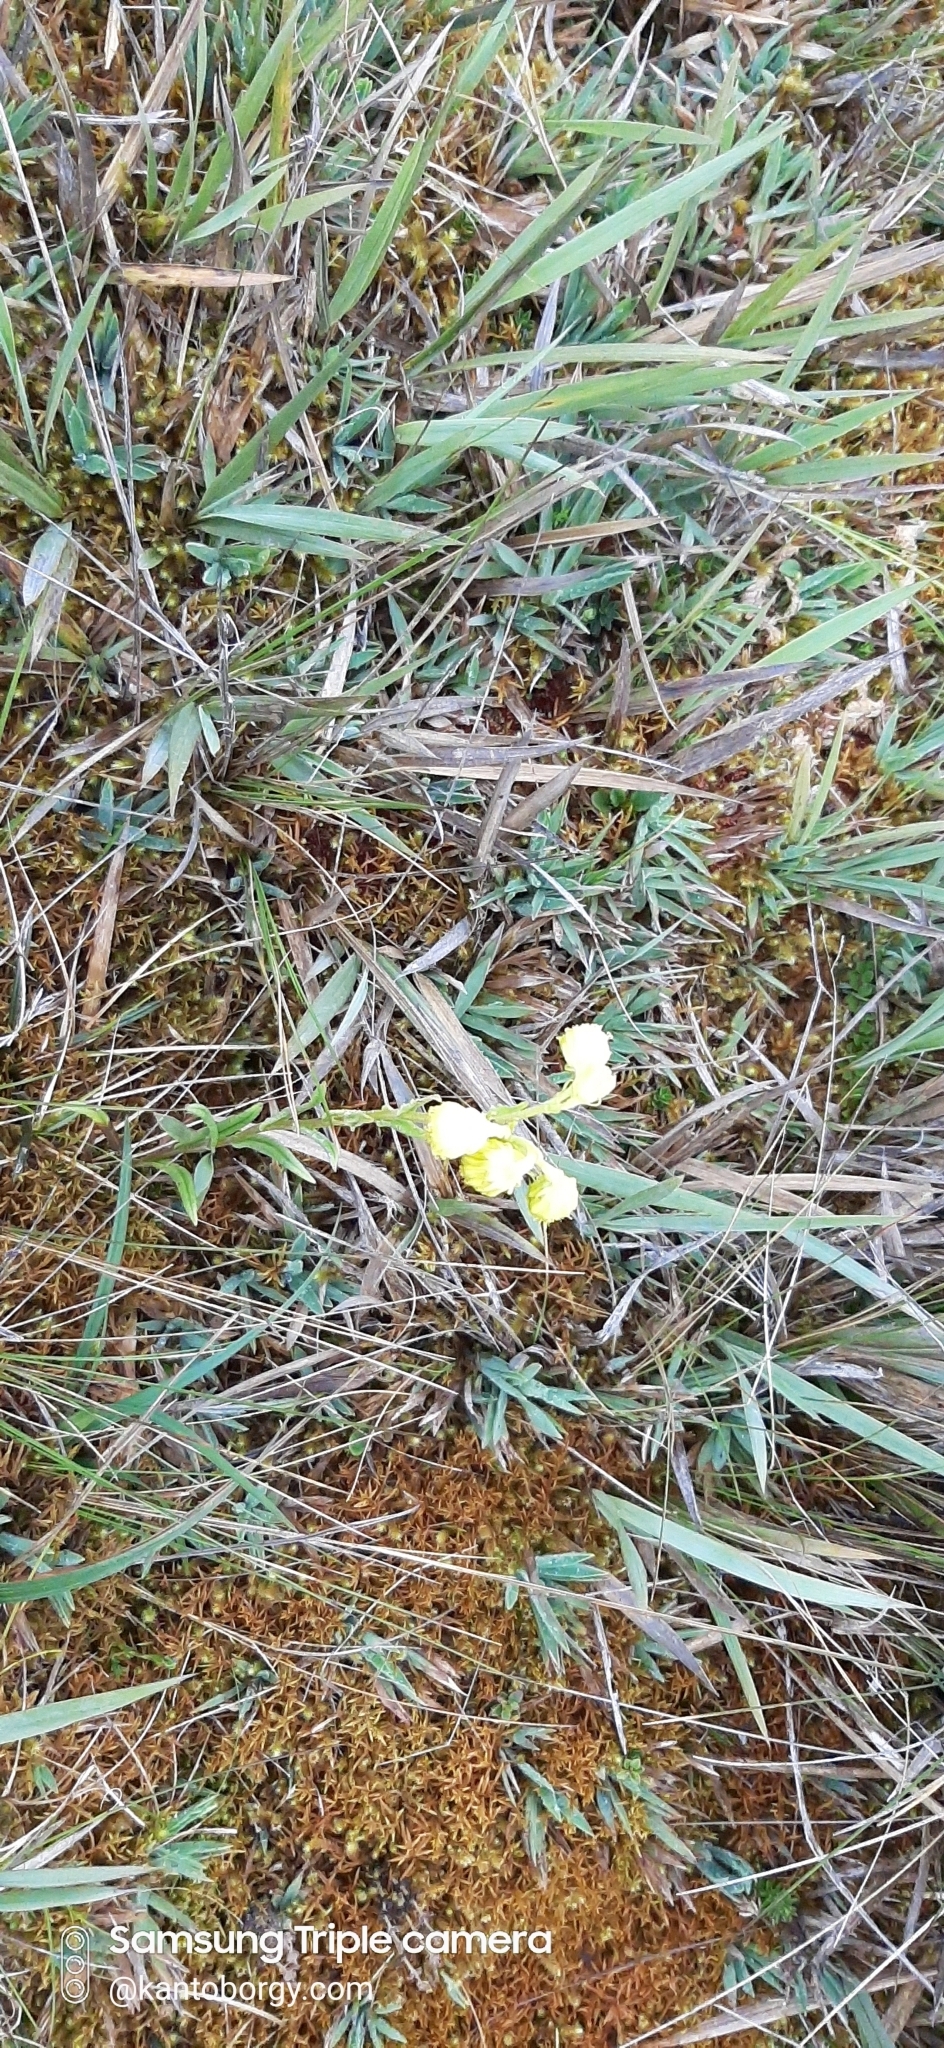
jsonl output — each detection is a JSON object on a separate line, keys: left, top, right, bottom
{"left": 424, "top": 1023, "right": 616, "bottom": 1228}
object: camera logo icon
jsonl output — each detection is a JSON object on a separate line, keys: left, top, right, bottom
{"left": 61, "top": 1926, "right": 90, "bottom": 2004}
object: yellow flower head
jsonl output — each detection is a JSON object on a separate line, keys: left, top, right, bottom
{"left": 557, "top": 1022, "right": 615, "bottom": 1106}
{"left": 459, "top": 1135, "right": 539, "bottom": 1198}
{"left": 526, "top": 1163, "right": 579, "bottom": 1225}
{"left": 426, "top": 1102, "right": 501, "bottom": 1161}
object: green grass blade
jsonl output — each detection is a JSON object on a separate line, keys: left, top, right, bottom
{"left": 179, "top": 0, "right": 367, "bottom": 236}
{"left": 411, "top": 157, "right": 611, "bottom": 368}
{"left": 0, "top": 426, "right": 62, "bottom": 517}
{"left": 725, "top": 226, "right": 855, "bottom": 340}
{"left": 779, "top": 234, "right": 865, "bottom": 390}
{"left": 0, "top": 288, "right": 40, "bottom": 465}
{"left": 42, "top": 273, "right": 110, "bottom": 461}
{"left": 0, "top": 1679, "right": 177, "bottom": 1746}
{"left": 0, "top": 1491, "right": 230, "bottom": 1606}
{"left": 772, "top": 1364, "right": 944, "bottom": 1477}
{"left": 594, "top": 1495, "right": 888, "bottom": 1612}
{"left": 199, "top": 499, "right": 430, "bottom": 553}
{"left": 496, "top": 130, "right": 777, "bottom": 308}
{"left": 328, "top": 129, "right": 439, "bottom": 328}
{"left": 177, "top": 164, "right": 287, "bottom": 246}
{"left": 758, "top": 585, "right": 918, "bottom": 668}
{"left": 76, "top": 1122, "right": 132, "bottom": 1367}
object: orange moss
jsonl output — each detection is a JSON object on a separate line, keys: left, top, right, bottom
{"left": 1, "top": 1434, "right": 780, "bottom": 2048}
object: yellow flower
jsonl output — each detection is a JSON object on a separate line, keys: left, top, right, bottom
{"left": 459, "top": 1135, "right": 538, "bottom": 1197}
{"left": 426, "top": 1102, "right": 502, "bottom": 1160}
{"left": 557, "top": 1022, "right": 615, "bottom": 1107}
{"left": 526, "top": 1163, "right": 579, "bottom": 1225}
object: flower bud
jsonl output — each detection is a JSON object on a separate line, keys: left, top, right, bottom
{"left": 426, "top": 1102, "right": 501, "bottom": 1160}
{"left": 557, "top": 1022, "right": 615, "bottom": 1106}
{"left": 526, "top": 1163, "right": 579, "bottom": 1224}
{"left": 459, "top": 1135, "right": 538, "bottom": 1197}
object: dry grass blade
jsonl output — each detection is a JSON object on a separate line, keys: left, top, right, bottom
{"left": 95, "top": 0, "right": 205, "bottom": 218}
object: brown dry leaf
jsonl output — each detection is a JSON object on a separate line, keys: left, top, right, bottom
{"left": 119, "top": 264, "right": 289, "bottom": 289}
{"left": 80, "top": 819, "right": 131, "bottom": 1028}
{"left": 206, "top": 367, "right": 257, "bottom": 466}
{"left": 96, "top": 0, "right": 205, "bottom": 219}
{"left": 104, "top": 0, "right": 123, "bottom": 69}
{"left": 342, "top": 934, "right": 512, "bottom": 1112}
{"left": 676, "top": 658, "right": 886, "bottom": 774}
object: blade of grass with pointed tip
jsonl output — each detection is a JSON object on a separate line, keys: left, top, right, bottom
{"left": 200, "top": 347, "right": 352, "bottom": 510}
{"left": 594, "top": 1494, "right": 888, "bottom": 1612}
{"left": 327, "top": 127, "right": 437, "bottom": 327}
{"left": 740, "top": 397, "right": 904, "bottom": 472}
{"left": 780, "top": 234, "right": 866, "bottom": 390}
{"left": 0, "top": 1866, "right": 150, "bottom": 1888}
{"left": 199, "top": 500, "right": 429, "bottom": 554}
{"left": 411, "top": 156, "right": 611, "bottom": 368}
{"left": 76, "top": 1122, "right": 132, "bottom": 1369}
{"left": 495, "top": 130, "right": 777, "bottom": 309}
{"left": 0, "top": 1490, "right": 230, "bottom": 1606}
{"left": 757, "top": 585, "right": 918, "bottom": 668}
{"left": 0, "top": 427, "right": 62, "bottom": 518}
{"left": 765, "top": 451, "right": 936, "bottom": 488}
{"left": 773, "top": 1366, "right": 944, "bottom": 1476}
{"left": 329, "top": 2, "right": 518, "bottom": 329}
{"left": 0, "top": 1678, "right": 177, "bottom": 1747}
{"left": 707, "top": 1595, "right": 768, "bottom": 1738}
{"left": 42, "top": 273, "right": 110, "bottom": 460}
{"left": 180, "top": 0, "right": 368, "bottom": 236}
{"left": 725, "top": 226, "right": 855, "bottom": 341}
{"left": 0, "top": 288, "right": 40, "bottom": 465}
{"left": 177, "top": 163, "right": 287, "bottom": 245}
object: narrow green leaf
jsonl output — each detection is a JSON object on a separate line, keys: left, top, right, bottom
{"left": 497, "top": 131, "right": 776, "bottom": 307}
{"left": 411, "top": 157, "right": 610, "bottom": 367}
{"left": 180, "top": 0, "right": 367, "bottom": 236}
{"left": 161, "top": 1159, "right": 201, "bottom": 1223}
{"left": 725, "top": 226, "right": 854, "bottom": 340}
{"left": 594, "top": 1494, "right": 888, "bottom": 1611}
{"left": 762, "top": 450, "right": 937, "bottom": 488}
{"left": 735, "top": 1364, "right": 769, "bottom": 1495}
{"left": 0, "top": 1679, "right": 176, "bottom": 1747}
{"left": 200, "top": 499, "right": 428, "bottom": 553}
{"left": 0, "top": 426, "right": 62, "bottom": 518}
{"left": 0, "top": 1865, "right": 149, "bottom": 1887}
{"left": 773, "top": 1364, "right": 944, "bottom": 1475}
{"left": 200, "top": 350, "right": 351, "bottom": 510}
{"left": 0, "top": 1493, "right": 230, "bottom": 1605}
{"left": 285, "top": 954, "right": 361, "bottom": 1058}
{"left": 253, "top": 180, "right": 361, "bottom": 234}
{"left": 780, "top": 235, "right": 865, "bottom": 390}
{"left": 758, "top": 585, "right": 918, "bottom": 668}
{"left": 76, "top": 1123, "right": 132, "bottom": 1367}
{"left": 707, "top": 1598, "right": 768, "bottom": 1738}
{"left": 848, "top": 1991, "right": 898, "bottom": 2048}
{"left": 177, "top": 163, "right": 287, "bottom": 245}
{"left": 327, "top": 128, "right": 437, "bottom": 327}
{"left": 167, "top": 698, "right": 203, "bottom": 816}
{"left": 42, "top": 274, "right": 110, "bottom": 461}
{"left": 0, "top": 287, "right": 40, "bottom": 465}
